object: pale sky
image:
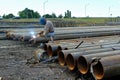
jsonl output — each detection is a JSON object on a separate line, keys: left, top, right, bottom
{"left": 0, "top": 0, "right": 120, "bottom": 17}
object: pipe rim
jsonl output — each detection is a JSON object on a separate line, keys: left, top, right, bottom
{"left": 77, "top": 56, "right": 89, "bottom": 74}
{"left": 66, "top": 54, "right": 75, "bottom": 70}
{"left": 43, "top": 43, "right": 47, "bottom": 51}
{"left": 57, "top": 46, "right": 62, "bottom": 53}
{"left": 20, "top": 36, "right": 24, "bottom": 41}
{"left": 58, "top": 51, "right": 66, "bottom": 66}
{"left": 57, "top": 46, "right": 68, "bottom": 54}
{"left": 93, "top": 61, "right": 104, "bottom": 80}
{"left": 47, "top": 45, "right": 53, "bottom": 57}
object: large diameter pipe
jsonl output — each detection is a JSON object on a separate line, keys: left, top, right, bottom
{"left": 30, "top": 36, "right": 49, "bottom": 44}
{"left": 102, "top": 43, "right": 120, "bottom": 48}
{"left": 66, "top": 47, "right": 114, "bottom": 71}
{"left": 58, "top": 46, "right": 109, "bottom": 67}
{"left": 46, "top": 38, "right": 119, "bottom": 54}
{"left": 6, "top": 32, "right": 14, "bottom": 39}
{"left": 12, "top": 34, "right": 22, "bottom": 40}
{"left": 58, "top": 49, "right": 83, "bottom": 67}
{"left": 58, "top": 42, "right": 120, "bottom": 66}
{"left": 33, "top": 49, "right": 45, "bottom": 62}
{"left": 77, "top": 50, "right": 120, "bottom": 75}
{"left": 20, "top": 35, "right": 33, "bottom": 42}
{"left": 47, "top": 44, "right": 69, "bottom": 57}
{"left": 47, "top": 45, "right": 59, "bottom": 57}
{"left": 30, "top": 30, "right": 120, "bottom": 44}
{"left": 92, "top": 55, "right": 120, "bottom": 80}
{"left": 48, "top": 43, "right": 101, "bottom": 57}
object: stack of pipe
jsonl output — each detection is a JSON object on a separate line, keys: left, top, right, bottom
{"left": 31, "top": 30, "right": 120, "bottom": 44}
{"left": 77, "top": 50, "right": 120, "bottom": 74}
{"left": 56, "top": 42, "right": 120, "bottom": 77}
{"left": 58, "top": 47, "right": 114, "bottom": 67}
{"left": 36, "top": 39, "right": 120, "bottom": 64}
{"left": 31, "top": 35, "right": 120, "bottom": 79}
{"left": 4, "top": 26, "right": 120, "bottom": 43}
{"left": 65, "top": 48, "right": 120, "bottom": 71}
{"left": 46, "top": 40, "right": 120, "bottom": 57}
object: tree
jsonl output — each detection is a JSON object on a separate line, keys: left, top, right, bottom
{"left": 51, "top": 13, "right": 57, "bottom": 18}
{"left": 18, "top": 8, "right": 40, "bottom": 18}
{"left": 43, "top": 14, "right": 52, "bottom": 18}
{"left": 58, "top": 14, "right": 63, "bottom": 18}
{"left": 64, "top": 10, "right": 71, "bottom": 18}
{"left": 2, "top": 13, "right": 15, "bottom": 19}
{"left": 34, "top": 11, "right": 40, "bottom": 18}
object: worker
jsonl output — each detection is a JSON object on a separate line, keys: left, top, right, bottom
{"left": 38, "top": 17, "right": 55, "bottom": 43}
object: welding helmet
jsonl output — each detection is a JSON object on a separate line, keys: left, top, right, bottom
{"left": 40, "top": 17, "right": 46, "bottom": 25}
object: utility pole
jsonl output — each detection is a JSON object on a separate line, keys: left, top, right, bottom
{"left": 43, "top": 0, "right": 48, "bottom": 15}
{"left": 85, "top": 3, "right": 89, "bottom": 17}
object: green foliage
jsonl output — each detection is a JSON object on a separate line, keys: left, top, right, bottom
{"left": 51, "top": 13, "right": 57, "bottom": 18}
{"left": 64, "top": 10, "right": 71, "bottom": 18}
{"left": 58, "top": 14, "right": 63, "bottom": 18}
{"left": 18, "top": 8, "right": 40, "bottom": 18}
{"left": 3, "top": 13, "right": 15, "bottom": 19}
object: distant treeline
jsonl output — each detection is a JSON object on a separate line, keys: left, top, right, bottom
{"left": 0, "top": 17, "right": 120, "bottom": 27}
{"left": 0, "top": 8, "right": 72, "bottom": 19}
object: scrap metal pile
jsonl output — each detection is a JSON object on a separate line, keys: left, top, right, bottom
{"left": 1, "top": 25, "right": 120, "bottom": 80}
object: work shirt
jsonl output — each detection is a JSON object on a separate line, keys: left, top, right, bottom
{"left": 44, "top": 20, "right": 54, "bottom": 35}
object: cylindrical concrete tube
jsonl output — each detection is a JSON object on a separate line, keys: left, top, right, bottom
{"left": 77, "top": 50, "right": 120, "bottom": 75}
{"left": 92, "top": 55, "right": 120, "bottom": 80}
{"left": 66, "top": 47, "right": 114, "bottom": 71}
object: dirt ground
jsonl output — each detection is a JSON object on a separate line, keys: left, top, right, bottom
{"left": 0, "top": 37, "right": 79, "bottom": 80}
{"left": 0, "top": 25, "right": 120, "bottom": 80}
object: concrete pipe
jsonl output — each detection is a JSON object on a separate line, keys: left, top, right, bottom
{"left": 77, "top": 50, "right": 120, "bottom": 75}
{"left": 92, "top": 55, "right": 120, "bottom": 80}
{"left": 66, "top": 47, "right": 114, "bottom": 71}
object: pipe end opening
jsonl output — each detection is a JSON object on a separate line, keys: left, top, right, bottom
{"left": 93, "top": 61, "right": 104, "bottom": 80}
{"left": 66, "top": 54, "right": 75, "bottom": 70}
{"left": 77, "top": 56, "right": 88, "bottom": 74}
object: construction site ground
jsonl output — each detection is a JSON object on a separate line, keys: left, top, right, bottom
{"left": 0, "top": 35, "right": 120, "bottom": 80}
{"left": 0, "top": 25, "right": 120, "bottom": 80}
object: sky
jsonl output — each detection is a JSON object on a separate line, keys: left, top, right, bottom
{"left": 0, "top": 0, "right": 120, "bottom": 17}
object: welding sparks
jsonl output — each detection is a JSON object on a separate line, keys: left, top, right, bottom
{"left": 32, "top": 35, "right": 36, "bottom": 38}
{"left": 30, "top": 31, "right": 36, "bottom": 39}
